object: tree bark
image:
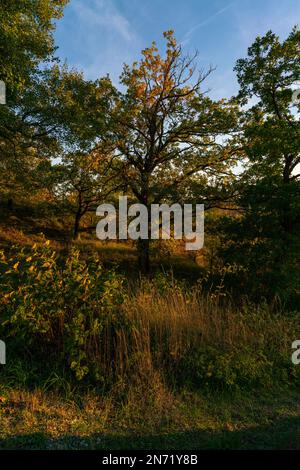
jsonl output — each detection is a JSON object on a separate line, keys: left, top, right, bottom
{"left": 73, "top": 208, "right": 81, "bottom": 240}
{"left": 73, "top": 190, "right": 84, "bottom": 240}
{"left": 7, "top": 197, "right": 13, "bottom": 211}
{"left": 137, "top": 238, "right": 150, "bottom": 274}
{"left": 137, "top": 173, "right": 151, "bottom": 274}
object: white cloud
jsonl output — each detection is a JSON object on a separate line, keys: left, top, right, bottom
{"left": 60, "top": 0, "right": 140, "bottom": 85}
{"left": 73, "top": 0, "right": 134, "bottom": 42}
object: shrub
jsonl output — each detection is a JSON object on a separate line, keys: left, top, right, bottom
{"left": 0, "top": 242, "right": 125, "bottom": 381}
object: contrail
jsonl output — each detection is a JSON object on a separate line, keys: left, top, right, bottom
{"left": 180, "top": 2, "right": 236, "bottom": 46}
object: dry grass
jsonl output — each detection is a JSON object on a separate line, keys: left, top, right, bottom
{"left": 103, "top": 283, "right": 299, "bottom": 386}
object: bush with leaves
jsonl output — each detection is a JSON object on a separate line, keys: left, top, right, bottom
{"left": 0, "top": 241, "right": 125, "bottom": 381}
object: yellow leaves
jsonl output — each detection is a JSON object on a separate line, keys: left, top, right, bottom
{"left": 123, "top": 32, "right": 181, "bottom": 107}
{"left": 163, "top": 29, "right": 176, "bottom": 42}
{"left": 42, "top": 262, "right": 51, "bottom": 268}
{"left": 135, "top": 83, "right": 146, "bottom": 99}
{"left": 3, "top": 291, "right": 14, "bottom": 301}
{"left": 0, "top": 396, "right": 7, "bottom": 405}
{"left": 26, "top": 256, "right": 32, "bottom": 262}
{"left": 82, "top": 277, "right": 90, "bottom": 287}
{"left": 29, "top": 265, "right": 35, "bottom": 273}
{"left": 13, "top": 261, "right": 19, "bottom": 271}
{"left": 0, "top": 251, "right": 7, "bottom": 264}
{"left": 226, "top": 423, "right": 234, "bottom": 432}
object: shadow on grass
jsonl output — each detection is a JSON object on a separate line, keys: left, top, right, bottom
{"left": 1, "top": 416, "right": 300, "bottom": 450}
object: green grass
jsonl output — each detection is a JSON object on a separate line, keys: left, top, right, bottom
{"left": 0, "top": 386, "right": 300, "bottom": 449}
{"left": 1, "top": 225, "right": 300, "bottom": 450}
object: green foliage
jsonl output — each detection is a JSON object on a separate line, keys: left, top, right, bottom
{"left": 0, "top": 245, "right": 298, "bottom": 392}
{"left": 0, "top": 242, "right": 125, "bottom": 381}
{"left": 216, "top": 177, "right": 300, "bottom": 304}
{"left": 0, "top": 0, "right": 68, "bottom": 95}
{"left": 177, "top": 344, "right": 291, "bottom": 390}
{"left": 211, "top": 27, "right": 300, "bottom": 304}
{"left": 178, "top": 346, "right": 271, "bottom": 389}
{"left": 174, "top": 308, "right": 300, "bottom": 390}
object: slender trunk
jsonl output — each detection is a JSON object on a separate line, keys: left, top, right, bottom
{"left": 7, "top": 197, "right": 13, "bottom": 211}
{"left": 73, "top": 190, "right": 84, "bottom": 240}
{"left": 137, "top": 173, "right": 151, "bottom": 274}
{"left": 137, "top": 238, "right": 150, "bottom": 274}
{"left": 73, "top": 209, "right": 81, "bottom": 240}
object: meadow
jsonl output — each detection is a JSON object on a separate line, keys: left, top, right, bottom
{"left": 0, "top": 221, "right": 300, "bottom": 450}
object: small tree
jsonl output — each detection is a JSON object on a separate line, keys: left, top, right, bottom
{"left": 57, "top": 152, "right": 123, "bottom": 240}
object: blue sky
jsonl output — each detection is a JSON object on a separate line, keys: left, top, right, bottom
{"left": 55, "top": 0, "right": 300, "bottom": 99}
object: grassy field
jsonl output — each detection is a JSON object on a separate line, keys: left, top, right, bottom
{"left": 0, "top": 226, "right": 300, "bottom": 450}
{"left": 0, "top": 387, "right": 300, "bottom": 449}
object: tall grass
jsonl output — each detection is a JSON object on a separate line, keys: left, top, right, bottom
{"left": 1, "top": 242, "right": 299, "bottom": 392}
{"left": 118, "top": 281, "right": 300, "bottom": 389}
